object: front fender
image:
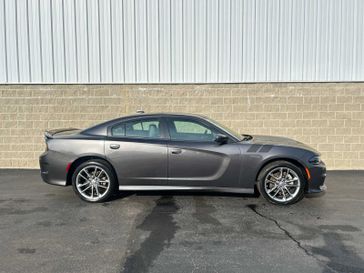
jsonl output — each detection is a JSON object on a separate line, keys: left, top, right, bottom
{"left": 238, "top": 144, "right": 308, "bottom": 188}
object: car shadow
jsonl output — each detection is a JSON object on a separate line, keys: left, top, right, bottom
{"left": 110, "top": 189, "right": 259, "bottom": 202}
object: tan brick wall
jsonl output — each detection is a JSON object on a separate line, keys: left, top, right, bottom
{"left": 0, "top": 83, "right": 363, "bottom": 169}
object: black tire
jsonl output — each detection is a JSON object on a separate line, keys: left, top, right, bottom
{"left": 72, "top": 159, "right": 117, "bottom": 203}
{"left": 257, "top": 160, "right": 306, "bottom": 205}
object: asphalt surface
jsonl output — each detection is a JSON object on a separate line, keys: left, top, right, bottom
{"left": 0, "top": 170, "right": 364, "bottom": 273}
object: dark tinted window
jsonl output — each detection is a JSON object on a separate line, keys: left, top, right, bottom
{"left": 111, "top": 124, "right": 125, "bottom": 136}
{"left": 111, "top": 118, "right": 161, "bottom": 139}
{"left": 168, "top": 118, "right": 218, "bottom": 141}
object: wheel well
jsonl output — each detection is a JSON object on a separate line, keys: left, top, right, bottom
{"left": 66, "top": 156, "right": 117, "bottom": 185}
{"left": 255, "top": 158, "right": 309, "bottom": 190}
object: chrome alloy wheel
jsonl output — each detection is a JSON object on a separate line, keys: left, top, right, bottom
{"left": 264, "top": 167, "right": 301, "bottom": 203}
{"left": 76, "top": 165, "right": 110, "bottom": 201}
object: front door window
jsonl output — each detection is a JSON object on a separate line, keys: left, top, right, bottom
{"left": 168, "top": 119, "right": 218, "bottom": 142}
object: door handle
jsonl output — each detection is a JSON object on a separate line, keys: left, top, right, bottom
{"left": 109, "top": 144, "right": 120, "bottom": 149}
{"left": 171, "top": 148, "right": 182, "bottom": 154}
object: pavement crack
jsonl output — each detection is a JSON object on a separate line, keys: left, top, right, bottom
{"left": 246, "top": 204, "right": 340, "bottom": 273}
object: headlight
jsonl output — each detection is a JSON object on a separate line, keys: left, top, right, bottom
{"left": 309, "top": 155, "right": 321, "bottom": 165}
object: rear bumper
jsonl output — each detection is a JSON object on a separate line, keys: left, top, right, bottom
{"left": 39, "top": 151, "right": 68, "bottom": 186}
{"left": 305, "top": 162, "right": 327, "bottom": 197}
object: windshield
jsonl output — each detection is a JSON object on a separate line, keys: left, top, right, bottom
{"left": 205, "top": 118, "right": 244, "bottom": 141}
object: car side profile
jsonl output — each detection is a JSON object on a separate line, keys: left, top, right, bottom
{"left": 39, "top": 113, "right": 326, "bottom": 205}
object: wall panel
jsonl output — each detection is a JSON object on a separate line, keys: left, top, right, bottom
{"left": 1, "top": 0, "right": 363, "bottom": 83}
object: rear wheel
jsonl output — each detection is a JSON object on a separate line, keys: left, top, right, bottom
{"left": 72, "top": 160, "right": 117, "bottom": 202}
{"left": 257, "top": 161, "right": 305, "bottom": 205}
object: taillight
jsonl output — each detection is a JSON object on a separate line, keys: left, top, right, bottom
{"left": 66, "top": 162, "right": 72, "bottom": 173}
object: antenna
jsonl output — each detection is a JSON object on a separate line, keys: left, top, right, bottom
{"left": 136, "top": 109, "right": 145, "bottom": 114}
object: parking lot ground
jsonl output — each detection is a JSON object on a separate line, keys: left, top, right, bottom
{"left": 0, "top": 170, "right": 364, "bottom": 273}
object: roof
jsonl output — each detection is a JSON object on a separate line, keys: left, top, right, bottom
{"left": 121, "top": 112, "right": 208, "bottom": 120}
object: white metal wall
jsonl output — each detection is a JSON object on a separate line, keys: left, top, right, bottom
{"left": 0, "top": 0, "right": 363, "bottom": 84}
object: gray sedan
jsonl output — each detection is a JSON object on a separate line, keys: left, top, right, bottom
{"left": 39, "top": 113, "right": 326, "bottom": 205}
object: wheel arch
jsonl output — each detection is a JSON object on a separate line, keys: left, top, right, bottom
{"left": 66, "top": 155, "right": 118, "bottom": 186}
{"left": 255, "top": 157, "right": 309, "bottom": 190}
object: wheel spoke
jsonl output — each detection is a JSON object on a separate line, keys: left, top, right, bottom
{"left": 282, "top": 189, "right": 287, "bottom": 201}
{"left": 95, "top": 185, "right": 100, "bottom": 196}
{"left": 79, "top": 173, "right": 88, "bottom": 181}
{"left": 284, "top": 186, "right": 293, "bottom": 197}
{"left": 98, "top": 184, "right": 108, "bottom": 189}
{"left": 284, "top": 169, "right": 289, "bottom": 179}
{"left": 279, "top": 168, "right": 283, "bottom": 179}
{"left": 91, "top": 186, "right": 94, "bottom": 198}
{"left": 267, "top": 179, "right": 277, "bottom": 184}
{"left": 272, "top": 188, "right": 280, "bottom": 198}
{"left": 78, "top": 181, "right": 90, "bottom": 188}
{"left": 81, "top": 185, "right": 91, "bottom": 193}
{"left": 97, "top": 170, "right": 105, "bottom": 178}
{"left": 286, "top": 177, "right": 298, "bottom": 183}
{"left": 83, "top": 169, "right": 92, "bottom": 178}
{"left": 267, "top": 185, "right": 278, "bottom": 194}
{"left": 268, "top": 175, "right": 278, "bottom": 181}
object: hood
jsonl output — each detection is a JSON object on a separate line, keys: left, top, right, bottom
{"left": 250, "top": 135, "right": 319, "bottom": 154}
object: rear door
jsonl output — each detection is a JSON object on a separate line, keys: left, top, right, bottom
{"left": 166, "top": 117, "right": 242, "bottom": 187}
{"left": 105, "top": 117, "right": 168, "bottom": 185}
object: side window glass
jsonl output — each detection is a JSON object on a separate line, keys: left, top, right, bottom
{"left": 111, "top": 124, "right": 125, "bottom": 137}
{"left": 111, "top": 119, "right": 161, "bottom": 139}
{"left": 174, "top": 121, "right": 212, "bottom": 135}
{"left": 169, "top": 119, "right": 217, "bottom": 141}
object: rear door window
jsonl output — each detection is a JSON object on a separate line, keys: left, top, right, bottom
{"left": 111, "top": 118, "right": 162, "bottom": 139}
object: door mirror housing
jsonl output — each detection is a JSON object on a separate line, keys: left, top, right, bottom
{"left": 214, "top": 134, "right": 229, "bottom": 144}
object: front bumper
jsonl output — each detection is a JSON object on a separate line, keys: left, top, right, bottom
{"left": 305, "top": 184, "right": 327, "bottom": 197}
{"left": 305, "top": 162, "right": 327, "bottom": 197}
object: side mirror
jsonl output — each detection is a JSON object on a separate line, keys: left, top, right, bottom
{"left": 214, "top": 134, "right": 229, "bottom": 144}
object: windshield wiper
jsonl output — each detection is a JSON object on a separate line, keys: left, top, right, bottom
{"left": 241, "top": 134, "right": 253, "bottom": 141}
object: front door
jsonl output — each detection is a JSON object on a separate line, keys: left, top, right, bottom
{"left": 166, "top": 117, "right": 242, "bottom": 187}
{"left": 105, "top": 117, "right": 168, "bottom": 185}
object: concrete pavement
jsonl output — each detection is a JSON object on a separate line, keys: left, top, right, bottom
{"left": 0, "top": 170, "right": 363, "bottom": 273}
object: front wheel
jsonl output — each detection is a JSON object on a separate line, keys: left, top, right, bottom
{"left": 72, "top": 160, "right": 117, "bottom": 203}
{"left": 257, "top": 161, "right": 306, "bottom": 205}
